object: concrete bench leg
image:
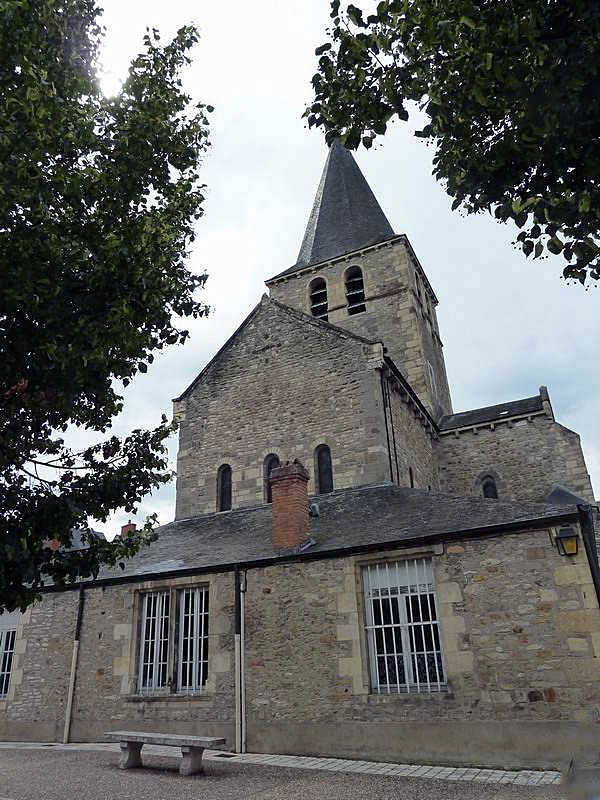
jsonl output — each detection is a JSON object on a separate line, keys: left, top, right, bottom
{"left": 180, "top": 745, "right": 204, "bottom": 776}
{"left": 119, "top": 741, "right": 143, "bottom": 770}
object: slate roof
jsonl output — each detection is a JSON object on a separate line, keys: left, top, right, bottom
{"left": 94, "top": 483, "right": 578, "bottom": 584}
{"left": 271, "top": 140, "right": 395, "bottom": 280}
{"left": 439, "top": 394, "right": 544, "bottom": 431}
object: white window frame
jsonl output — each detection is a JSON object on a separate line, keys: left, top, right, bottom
{"left": 137, "top": 586, "right": 210, "bottom": 695}
{"left": 138, "top": 591, "right": 170, "bottom": 694}
{"left": 0, "top": 610, "right": 19, "bottom": 698}
{"left": 177, "top": 587, "right": 209, "bottom": 694}
{"left": 363, "top": 558, "right": 446, "bottom": 694}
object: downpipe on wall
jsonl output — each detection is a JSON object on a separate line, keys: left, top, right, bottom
{"left": 234, "top": 567, "right": 247, "bottom": 753}
{"left": 63, "top": 586, "right": 85, "bottom": 744}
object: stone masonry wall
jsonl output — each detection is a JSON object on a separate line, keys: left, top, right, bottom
{"left": 268, "top": 238, "right": 452, "bottom": 418}
{"left": 438, "top": 415, "right": 595, "bottom": 503}
{"left": 3, "top": 525, "right": 600, "bottom": 767}
{"left": 383, "top": 372, "right": 439, "bottom": 490}
{"left": 173, "top": 297, "right": 390, "bottom": 518}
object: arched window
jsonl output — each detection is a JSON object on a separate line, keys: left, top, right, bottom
{"left": 263, "top": 454, "right": 280, "bottom": 503}
{"left": 482, "top": 475, "right": 498, "bottom": 499}
{"left": 216, "top": 464, "right": 232, "bottom": 512}
{"left": 315, "top": 444, "right": 334, "bottom": 494}
{"left": 309, "top": 277, "right": 328, "bottom": 321}
{"left": 345, "top": 266, "right": 366, "bottom": 315}
{"left": 409, "top": 466, "right": 415, "bottom": 488}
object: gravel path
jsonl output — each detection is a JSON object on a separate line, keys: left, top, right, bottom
{"left": 0, "top": 748, "right": 565, "bottom": 800}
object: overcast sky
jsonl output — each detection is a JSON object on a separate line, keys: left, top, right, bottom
{"left": 91, "top": 0, "right": 599, "bottom": 538}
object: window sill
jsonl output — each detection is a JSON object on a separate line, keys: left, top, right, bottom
{"left": 125, "top": 692, "right": 213, "bottom": 703}
{"left": 367, "top": 687, "right": 451, "bottom": 702}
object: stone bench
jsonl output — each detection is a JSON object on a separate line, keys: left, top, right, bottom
{"left": 105, "top": 730, "right": 227, "bottom": 776}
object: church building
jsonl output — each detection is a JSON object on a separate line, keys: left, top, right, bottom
{"left": 1, "top": 142, "right": 599, "bottom": 770}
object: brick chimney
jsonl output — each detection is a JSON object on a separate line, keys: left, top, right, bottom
{"left": 270, "top": 460, "right": 309, "bottom": 550}
{"left": 120, "top": 521, "right": 136, "bottom": 538}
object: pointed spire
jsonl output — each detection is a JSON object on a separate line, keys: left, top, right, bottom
{"left": 295, "top": 140, "right": 395, "bottom": 270}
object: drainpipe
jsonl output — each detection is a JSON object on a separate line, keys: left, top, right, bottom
{"left": 63, "top": 586, "right": 85, "bottom": 744}
{"left": 578, "top": 504, "right": 600, "bottom": 608}
{"left": 234, "top": 567, "right": 247, "bottom": 753}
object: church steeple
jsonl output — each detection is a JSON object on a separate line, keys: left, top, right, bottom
{"left": 295, "top": 140, "right": 395, "bottom": 270}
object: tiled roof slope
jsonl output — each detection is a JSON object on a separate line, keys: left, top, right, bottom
{"left": 274, "top": 140, "right": 395, "bottom": 280}
{"left": 96, "top": 484, "right": 577, "bottom": 583}
{"left": 439, "top": 395, "right": 544, "bottom": 431}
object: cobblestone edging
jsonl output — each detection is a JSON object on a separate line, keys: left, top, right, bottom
{"left": 0, "top": 742, "right": 562, "bottom": 786}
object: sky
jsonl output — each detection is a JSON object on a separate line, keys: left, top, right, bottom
{"left": 90, "top": 0, "right": 599, "bottom": 538}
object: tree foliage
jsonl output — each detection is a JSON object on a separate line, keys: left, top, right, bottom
{"left": 0, "top": 0, "right": 211, "bottom": 610}
{"left": 307, "top": 0, "right": 600, "bottom": 284}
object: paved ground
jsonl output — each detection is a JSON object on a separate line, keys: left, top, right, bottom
{"left": 0, "top": 746, "right": 565, "bottom": 800}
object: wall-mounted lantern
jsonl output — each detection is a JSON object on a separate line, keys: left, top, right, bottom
{"left": 555, "top": 527, "right": 579, "bottom": 556}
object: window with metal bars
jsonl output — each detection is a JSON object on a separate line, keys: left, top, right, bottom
{"left": 177, "top": 587, "right": 209, "bottom": 693}
{"left": 363, "top": 558, "right": 446, "bottom": 694}
{"left": 0, "top": 610, "right": 18, "bottom": 698}
{"left": 345, "top": 266, "right": 366, "bottom": 315}
{"left": 137, "top": 587, "right": 210, "bottom": 695}
{"left": 138, "top": 591, "right": 170, "bottom": 693}
{"left": 309, "top": 277, "right": 328, "bottom": 320}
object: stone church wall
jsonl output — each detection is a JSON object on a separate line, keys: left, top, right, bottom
{"left": 174, "top": 299, "right": 390, "bottom": 518}
{"left": 438, "top": 416, "right": 595, "bottom": 503}
{"left": 268, "top": 238, "right": 452, "bottom": 418}
{"left": 382, "top": 375, "right": 439, "bottom": 490}
{"left": 3, "top": 525, "right": 600, "bottom": 768}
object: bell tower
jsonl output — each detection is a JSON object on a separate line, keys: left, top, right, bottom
{"left": 266, "top": 141, "right": 452, "bottom": 419}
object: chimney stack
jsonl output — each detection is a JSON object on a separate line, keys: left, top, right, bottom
{"left": 120, "top": 521, "right": 136, "bottom": 538}
{"left": 270, "top": 460, "right": 310, "bottom": 550}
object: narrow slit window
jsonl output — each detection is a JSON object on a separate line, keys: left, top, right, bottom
{"left": 409, "top": 466, "right": 415, "bottom": 488}
{"left": 177, "top": 587, "right": 209, "bottom": 693}
{"left": 482, "top": 476, "right": 498, "bottom": 499}
{"left": 264, "top": 454, "right": 280, "bottom": 503}
{"left": 345, "top": 266, "right": 366, "bottom": 315}
{"left": 0, "top": 610, "right": 18, "bottom": 698}
{"left": 315, "top": 444, "right": 334, "bottom": 494}
{"left": 138, "top": 591, "right": 170, "bottom": 693}
{"left": 363, "top": 558, "right": 445, "bottom": 694}
{"left": 217, "top": 464, "right": 232, "bottom": 512}
{"left": 309, "top": 277, "right": 328, "bottom": 321}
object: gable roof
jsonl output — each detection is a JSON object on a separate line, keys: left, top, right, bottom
{"left": 90, "top": 483, "right": 579, "bottom": 585}
{"left": 439, "top": 394, "right": 545, "bottom": 432}
{"left": 275, "top": 140, "right": 395, "bottom": 280}
{"left": 173, "top": 296, "right": 379, "bottom": 403}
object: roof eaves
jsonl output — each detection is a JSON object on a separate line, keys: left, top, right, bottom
{"left": 265, "top": 234, "right": 405, "bottom": 284}
{"left": 41, "top": 506, "right": 578, "bottom": 594}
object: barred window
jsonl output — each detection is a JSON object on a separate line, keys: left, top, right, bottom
{"left": 0, "top": 610, "right": 18, "bottom": 698}
{"left": 363, "top": 558, "right": 445, "bottom": 694}
{"left": 139, "top": 591, "right": 170, "bottom": 693}
{"left": 138, "top": 587, "right": 210, "bottom": 695}
{"left": 178, "top": 587, "right": 209, "bottom": 693}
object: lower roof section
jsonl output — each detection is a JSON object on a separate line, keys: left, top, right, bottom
{"left": 91, "top": 484, "right": 579, "bottom": 585}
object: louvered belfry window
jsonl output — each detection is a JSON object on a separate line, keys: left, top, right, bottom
{"left": 345, "top": 266, "right": 366, "bottom": 315}
{"left": 363, "top": 558, "right": 446, "bottom": 694}
{"left": 309, "top": 277, "right": 328, "bottom": 320}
